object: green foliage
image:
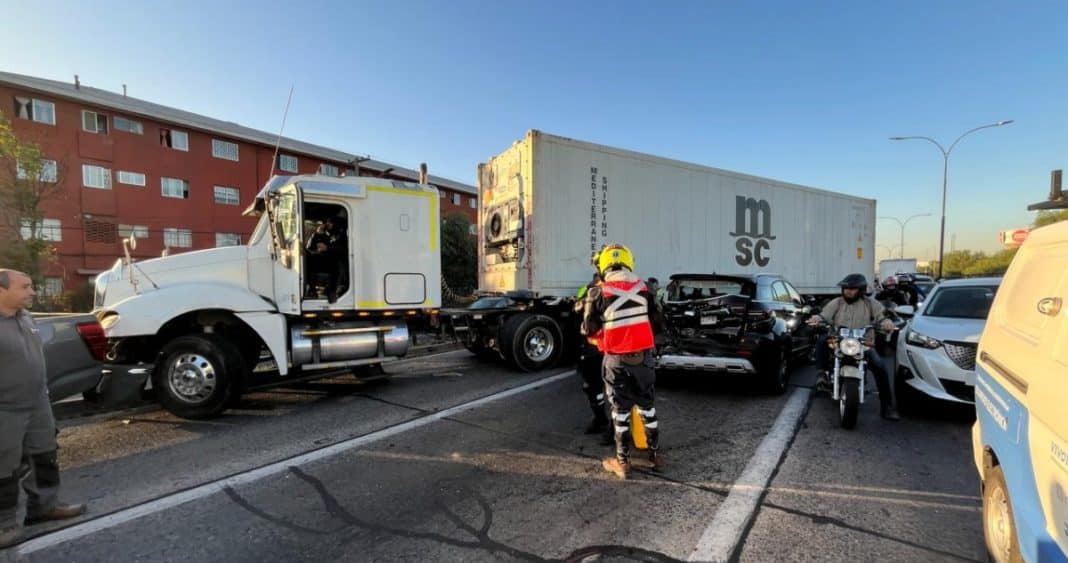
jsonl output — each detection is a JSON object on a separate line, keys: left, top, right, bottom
{"left": 929, "top": 248, "right": 1018, "bottom": 279}
{"left": 441, "top": 211, "right": 477, "bottom": 294}
{"left": 1034, "top": 209, "right": 1068, "bottom": 228}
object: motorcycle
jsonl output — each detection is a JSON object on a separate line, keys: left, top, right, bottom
{"left": 816, "top": 323, "right": 893, "bottom": 429}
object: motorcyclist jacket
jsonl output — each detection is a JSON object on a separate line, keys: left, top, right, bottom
{"left": 581, "top": 270, "right": 659, "bottom": 354}
{"left": 820, "top": 296, "right": 888, "bottom": 330}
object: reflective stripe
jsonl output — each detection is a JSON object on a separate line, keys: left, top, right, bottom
{"left": 615, "top": 412, "right": 631, "bottom": 422}
{"left": 595, "top": 393, "right": 605, "bottom": 400}
{"left": 644, "top": 421, "right": 658, "bottom": 429}
{"left": 604, "top": 305, "right": 648, "bottom": 320}
{"left": 603, "top": 315, "right": 650, "bottom": 329}
{"left": 638, "top": 408, "right": 656, "bottom": 417}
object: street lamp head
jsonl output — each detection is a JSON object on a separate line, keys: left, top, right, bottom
{"left": 996, "top": 120, "right": 1014, "bottom": 126}
{"left": 889, "top": 137, "right": 906, "bottom": 141}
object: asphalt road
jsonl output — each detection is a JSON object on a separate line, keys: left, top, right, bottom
{"left": 6, "top": 349, "right": 981, "bottom": 562}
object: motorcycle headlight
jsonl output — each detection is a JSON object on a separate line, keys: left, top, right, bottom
{"left": 839, "top": 338, "right": 862, "bottom": 357}
{"left": 905, "top": 329, "right": 941, "bottom": 349}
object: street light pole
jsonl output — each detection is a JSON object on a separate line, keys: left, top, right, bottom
{"left": 879, "top": 213, "right": 932, "bottom": 259}
{"left": 890, "top": 120, "right": 1013, "bottom": 279}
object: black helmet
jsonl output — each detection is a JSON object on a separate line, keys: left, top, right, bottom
{"left": 838, "top": 273, "right": 868, "bottom": 289}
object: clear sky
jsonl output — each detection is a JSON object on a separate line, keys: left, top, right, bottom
{"left": 3, "top": 1, "right": 1065, "bottom": 261}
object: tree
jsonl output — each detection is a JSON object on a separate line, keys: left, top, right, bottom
{"left": 1034, "top": 209, "right": 1068, "bottom": 228}
{"left": 441, "top": 211, "right": 477, "bottom": 297}
{"left": 0, "top": 112, "right": 66, "bottom": 288}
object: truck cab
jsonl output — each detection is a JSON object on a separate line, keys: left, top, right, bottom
{"left": 94, "top": 174, "right": 441, "bottom": 418}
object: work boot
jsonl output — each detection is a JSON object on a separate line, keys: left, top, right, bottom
{"left": 25, "top": 503, "right": 87, "bottom": 525}
{"left": 0, "top": 527, "right": 22, "bottom": 549}
{"left": 881, "top": 405, "right": 901, "bottom": 421}
{"left": 815, "top": 371, "right": 832, "bottom": 393}
{"left": 602, "top": 457, "right": 631, "bottom": 480}
{"left": 649, "top": 452, "right": 665, "bottom": 473}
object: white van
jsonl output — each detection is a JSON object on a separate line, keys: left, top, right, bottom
{"left": 973, "top": 214, "right": 1068, "bottom": 562}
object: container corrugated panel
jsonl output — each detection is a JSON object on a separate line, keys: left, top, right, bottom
{"left": 479, "top": 130, "right": 875, "bottom": 298}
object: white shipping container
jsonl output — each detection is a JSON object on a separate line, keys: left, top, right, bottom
{"left": 478, "top": 130, "right": 875, "bottom": 297}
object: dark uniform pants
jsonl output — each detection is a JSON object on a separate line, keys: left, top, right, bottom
{"left": 579, "top": 343, "right": 607, "bottom": 424}
{"left": 602, "top": 350, "right": 659, "bottom": 461}
{"left": 0, "top": 393, "right": 60, "bottom": 528}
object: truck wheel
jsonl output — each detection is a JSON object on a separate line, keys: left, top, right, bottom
{"left": 500, "top": 314, "right": 563, "bottom": 372}
{"left": 154, "top": 334, "right": 246, "bottom": 419}
{"left": 983, "top": 465, "right": 1023, "bottom": 563}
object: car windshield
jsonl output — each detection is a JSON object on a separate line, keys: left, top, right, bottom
{"left": 923, "top": 285, "right": 999, "bottom": 319}
{"left": 668, "top": 279, "right": 754, "bottom": 300}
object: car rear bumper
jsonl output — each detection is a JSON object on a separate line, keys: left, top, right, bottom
{"left": 656, "top": 354, "right": 757, "bottom": 373}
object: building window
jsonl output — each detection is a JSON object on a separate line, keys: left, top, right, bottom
{"left": 319, "top": 163, "right": 339, "bottom": 177}
{"left": 469, "top": 197, "right": 477, "bottom": 209}
{"left": 279, "top": 154, "right": 298, "bottom": 172}
{"left": 164, "top": 228, "right": 192, "bottom": 248}
{"left": 16, "top": 159, "right": 57, "bottom": 183}
{"left": 161, "top": 177, "right": 190, "bottom": 199}
{"left": 160, "top": 128, "right": 189, "bottom": 151}
{"left": 212, "top": 139, "right": 239, "bottom": 161}
{"left": 215, "top": 232, "right": 242, "bottom": 247}
{"left": 118, "top": 224, "right": 149, "bottom": 239}
{"left": 19, "top": 218, "right": 62, "bottom": 241}
{"left": 84, "top": 219, "right": 118, "bottom": 243}
{"left": 82, "top": 164, "right": 112, "bottom": 190}
{"left": 81, "top": 110, "right": 108, "bottom": 134}
{"left": 13, "top": 97, "right": 56, "bottom": 125}
{"left": 117, "top": 171, "right": 146, "bottom": 186}
{"left": 213, "top": 185, "right": 240, "bottom": 205}
{"left": 113, "top": 115, "right": 143, "bottom": 135}
{"left": 41, "top": 278, "right": 64, "bottom": 298}
{"left": 452, "top": 193, "right": 460, "bottom": 205}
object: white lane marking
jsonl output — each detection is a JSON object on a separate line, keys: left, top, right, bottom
{"left": 18, "top": 370, "right": 576, "bottom": 555}
{"left": 688, "top": 387, "right": 812, "bottom": 563}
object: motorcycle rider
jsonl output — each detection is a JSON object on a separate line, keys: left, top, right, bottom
{"left": 581, "top": 243, "right": 664, "bottom": 478}
{"left": 808, "top": 273, "right": 901, "bottom": 421}
{"left": 875, "top": 276, "right": 909, "bottom": 307}
{"left": 574, "top": 251, "right": 609, "bottom": 443}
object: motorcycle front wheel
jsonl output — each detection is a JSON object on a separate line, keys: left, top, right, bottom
{"left": 839, "top": 378, "right": 860, "bottom": 429}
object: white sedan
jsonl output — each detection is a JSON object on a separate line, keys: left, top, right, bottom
{"left": 895, "top": 277, "right": 1002, "bottom": 404}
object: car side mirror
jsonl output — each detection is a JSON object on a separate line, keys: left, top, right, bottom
{"left": 895, "top": 305, "right": 915, "bottom": 318}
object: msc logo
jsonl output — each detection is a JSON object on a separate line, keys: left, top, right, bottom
{"left": 730, "top": 196, "right": 776, "bottom": 267}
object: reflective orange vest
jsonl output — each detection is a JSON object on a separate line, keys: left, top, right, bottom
{"left": 597, "top": 277, "right": 654, "bottom": 354}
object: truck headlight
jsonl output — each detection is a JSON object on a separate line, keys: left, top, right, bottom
{"left": 906, "top": 329, "right": 942, "bottom": 349}
{"left": 839, "top": 337, "right": 862, "bottom": 357}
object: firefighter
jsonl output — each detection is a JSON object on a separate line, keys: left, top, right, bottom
{"left": 581, "top": 243, "right": 664, "bottom": 479}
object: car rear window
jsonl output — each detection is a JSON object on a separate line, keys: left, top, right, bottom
{"left": 923, "top": 286, "right": 999, "bottom": 319}
{"left": 668, "top": 279, "right": 755, "bottom": 300}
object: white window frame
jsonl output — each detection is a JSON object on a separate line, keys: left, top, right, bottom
{"left": 82, "top": 164, "right": 112, "bottom": 190}
{"left": 81, "top": 110, "right": 108, "bottom": 134}
{"left": 117, "top": 170, "right": 146, "bottom": 186}
{"left": 118, "top": 224, "right": 149, "bottom": 239}
{"left": 164, "top": 228, "right": 193, "bottom": 248}
{"left": 161, "top": 177, "right": 189, "bottom": 199}
{"left": 215, "top": 232, "right": 242, "bottom": 247}
{"left": 162, "top": 129, "right": 189, "bottom": 151}
{"left": 213, "top": 185, "right": 240, "bottom": 206}
{"left": 212, "top": 139, "right": 240, "bottom": 161}
{"left": 20, "top": 218, "right": 62, "bottom": 241}
{"left": 469, "top": 197, "right": 477, "bottom": 209}
{"left": 42, "top": 277, "right": 64, "bottom": 297}
{"left": 16, "top": 159, "right": 57, "bottom": 183}
{"left": 113, "top": 115, "right": 143, "bottom": 135}
{"left": 14, "top": 98, "right": 56, "bottom": 125}
{"left": 279, "top": 154, "right": 298, "bottom": 173}
{"left": 452, "top": 193, "right": 461, "bottom": 205}
{"left": 319, "top": 163, "right": 339, "bottom": 177}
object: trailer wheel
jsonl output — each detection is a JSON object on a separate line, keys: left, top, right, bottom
{"left": 500, "top": 314, "right": 563, "bottom": 372}
{"left": 154, "top": 334, "right": 246, "bottom": 419}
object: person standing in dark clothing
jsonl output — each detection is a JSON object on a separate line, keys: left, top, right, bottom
{"left": 0, "top": 270, "right": 86, "bottom": 548}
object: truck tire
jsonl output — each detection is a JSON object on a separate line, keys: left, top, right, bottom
{"left": 154, "top": 334, "right": 246, "bottom": 419}
{"left": 500, "top": 313, "right": 563, "bottom": 372}
{"left": 982, "top": 464, "right": 1023, "bottom": 563}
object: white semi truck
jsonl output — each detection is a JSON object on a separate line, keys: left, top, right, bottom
{"left": 449, "top": 130, "right": 877, "bottom": 372}
{"left": 94, "top": 174, "right": 441, "bottom": 418}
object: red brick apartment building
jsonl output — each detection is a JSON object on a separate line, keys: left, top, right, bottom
{"left": 0, "top": 71, "right": 478, "bottom": 296}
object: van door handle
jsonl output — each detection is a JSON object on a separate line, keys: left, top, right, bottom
{"left": 1037, "top": 297, "right": 1063, "bottom": 316}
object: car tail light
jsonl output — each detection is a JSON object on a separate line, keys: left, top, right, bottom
{"left": 76, "top": 321, "right": 107, "bottom": 361}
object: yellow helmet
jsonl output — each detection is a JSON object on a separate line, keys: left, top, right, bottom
{"left": 597, "top": 243, "right": 635, "bottom": 274}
